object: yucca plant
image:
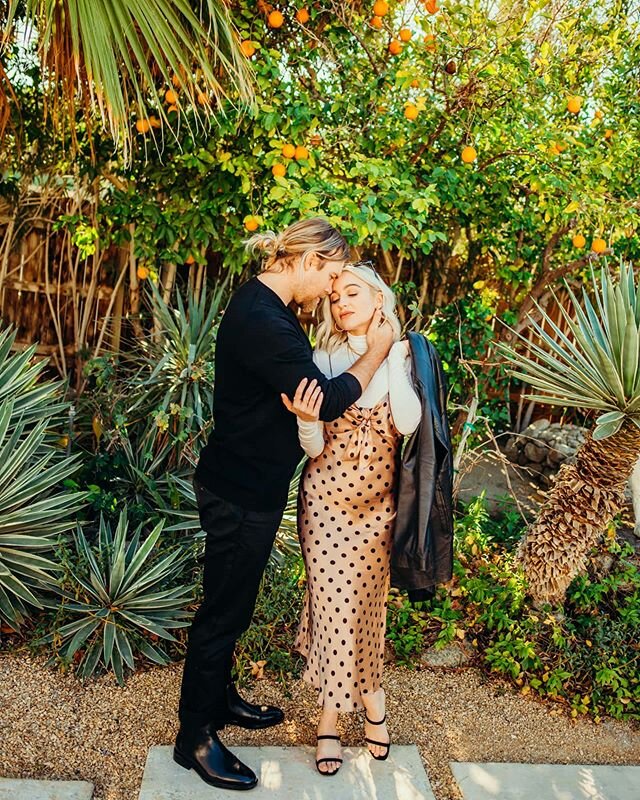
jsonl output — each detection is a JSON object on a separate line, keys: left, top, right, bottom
{"left": 44, "top": 511, "right": 196, "bottom": 684}
{"left": 499, "top": 260, "right": 640, "bottom": 606}
{"left": 128, "top": 276, "right": 231, "bottom": 468}
{"left": 0, "top": 326, "right": 86, "bottom": 628}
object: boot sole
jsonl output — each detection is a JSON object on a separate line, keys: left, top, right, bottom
{"left": 225, "top": 714, "right": 285, "bottom": 730}
{"left": 173, "top": 748, "right": 258, "bottom": 791}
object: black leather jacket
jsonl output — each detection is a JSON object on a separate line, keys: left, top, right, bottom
{"left": 391, "top": 332, "right": 454, "bottom": 601}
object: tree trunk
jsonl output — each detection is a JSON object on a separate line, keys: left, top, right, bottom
{"left": 518, "top": 422, "right": 640, "bottom": 606}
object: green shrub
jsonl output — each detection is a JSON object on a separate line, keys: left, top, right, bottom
{"left": 385, "top": 496, "right": 640, "bottom": 721}
{"left": 234, "top": 552, "right": 306, "bottom": 686}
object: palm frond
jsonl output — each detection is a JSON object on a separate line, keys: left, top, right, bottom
{"left": 5, "top": 0, "right": 254, "bottom": 161}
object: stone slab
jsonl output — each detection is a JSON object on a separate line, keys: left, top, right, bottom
{"left": 0, "top": 778, "right": 94, "bottom": 800}
{"left": 139, "top": 745, "right": 435, "bottom": 800}
{"left": 450, "top": 762, "right": 640, "bottom": 800}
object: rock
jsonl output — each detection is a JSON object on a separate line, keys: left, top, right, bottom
{"left": 524, "top": 442, "right": 546, "bottom": 463}
{"left": 524, "top": 419, "right": 551, "bottom": 433}
{"left": 421, "top": 642, "right": 475, "bottom": 668}
{"left": 502, "top": 437, "right": 520, "bottom": 461}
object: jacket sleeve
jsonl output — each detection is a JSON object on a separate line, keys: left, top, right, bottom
{"left": 242, "top": 314, "right": 361, "bottom": 421}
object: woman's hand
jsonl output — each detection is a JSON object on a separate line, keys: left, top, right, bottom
{"left": 281, "top": 378, "right": 324, "bottom": 422}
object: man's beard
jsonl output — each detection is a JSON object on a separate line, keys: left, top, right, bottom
{"left": 300, "top": 296, "right": 320, "bottom": 314}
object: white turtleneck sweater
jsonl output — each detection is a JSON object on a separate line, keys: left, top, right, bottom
{"left": 297, "top": 334, "right": 422, "bottom": 458}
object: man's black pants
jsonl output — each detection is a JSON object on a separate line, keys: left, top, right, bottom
{"left": 178, "top": 479, "right": 284, "bottom": 733}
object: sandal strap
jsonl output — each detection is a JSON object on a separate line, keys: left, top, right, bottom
{"left": 317, "top": 735, "right": 341, "bottom": 741}
{"left": 365, "top": 737, "right": 390, "bottom": 748}
{"left": 365, "top": 713, "right": 386, "bottom": 725}
{"left": 316, "top": 757, "right": 344, "bottom": 765}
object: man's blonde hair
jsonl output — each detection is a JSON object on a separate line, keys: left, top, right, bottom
{"left": 245, "top": 217, "right": 350, "bottom": 272}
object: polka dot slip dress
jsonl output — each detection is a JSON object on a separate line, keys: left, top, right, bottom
{"left": 294, "top": 398, "right": 403, "bottom": 712}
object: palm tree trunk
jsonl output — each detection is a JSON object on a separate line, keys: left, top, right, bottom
{"left": 518, "top": 422, "right": 640, "bottom": 606}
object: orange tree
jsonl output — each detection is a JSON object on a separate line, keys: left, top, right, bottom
{"left": 3, "top": 0, "right": 639, "bottom": 423}
{"left": 95, "top": 1, "right": 639, "bottom": 304}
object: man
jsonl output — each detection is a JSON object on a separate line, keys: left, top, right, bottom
{"left": 174, "top": 218, "right": 393, "bottom": 790}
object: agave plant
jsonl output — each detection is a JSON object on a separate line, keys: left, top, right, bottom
{"left": 44, "top": 511, "right": 196, "bottom": 684}
{"left": 128, "top": 276, "right": 231, "bottom": 468}
{"left": 0, "top": 327, "right": 86, "bottom": 628}
{"left": 499, "top": 260, "right": 640, "bottom": 605}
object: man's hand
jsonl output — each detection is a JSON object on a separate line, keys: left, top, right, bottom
{"left": 366, "top": 309, "right": 394, "bottom": 356}
{"left": 281, "top": 377, "right": 324, "bottom": 422}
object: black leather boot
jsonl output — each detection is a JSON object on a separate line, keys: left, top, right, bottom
{"left": 173, "top": 724, "right": 258, "bottom": 791}
{"left": 224, "top": 682, "right": 285, "bottom": 729}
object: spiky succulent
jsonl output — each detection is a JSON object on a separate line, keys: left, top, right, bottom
{"left": 0, "top": 327, "right": 86, "bottom": 628}
{"left": 45, "top": 511, "right": 195, "bottom": 684}
{"left": 499, "top": 260, "right": 640, "bottom": 440}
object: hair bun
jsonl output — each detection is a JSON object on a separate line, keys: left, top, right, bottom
{"left": 245, "top": 231, "right": 279, "bottom": 257}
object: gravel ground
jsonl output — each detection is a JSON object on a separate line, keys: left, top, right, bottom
{"left": 1, "top": 651, "right": 638, "bottom": 799}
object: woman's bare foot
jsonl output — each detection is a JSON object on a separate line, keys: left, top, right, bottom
{"left": 362, "top": 688, "right": 390, "bottom": 759}
{"left": 316, "top": 707, "right": 342, "bottom": 775}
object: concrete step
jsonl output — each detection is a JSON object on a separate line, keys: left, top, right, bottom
{"left": 139, "top": 744, "right": 436, "bottom": 799}
{"left": 450, "top": 762, "right": 640, "bottom": 800}
{"left": 0, "top": 778, "right": 94, "bottom": 800}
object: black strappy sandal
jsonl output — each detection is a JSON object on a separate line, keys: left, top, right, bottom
{"left": 365, "top": 713, "right": 391, "bottom": 761}
{"left": 315, "top": 734, "right": 343, "bottom": 776}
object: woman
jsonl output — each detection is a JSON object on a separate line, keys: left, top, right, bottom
{"left": 291, "top": 262, "right": 421, "bottom": 775}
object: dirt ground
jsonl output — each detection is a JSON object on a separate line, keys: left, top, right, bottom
{"left": 1, "top": 651, "right": 638, "bottom": 800}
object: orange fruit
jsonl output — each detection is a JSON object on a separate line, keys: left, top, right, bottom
{"left": 425, "top": 0, "right": 439, "bottom": 13}
{"left": 165, "top": 89, "right": 178, "bottom": 105}
{"left": 282, "top": 143, "right": 296, "bottom": 158}
{"left": 567, "top": 95, "right": 581, "bottom": 114}
{"left": 591, "top": 237, "right": 607, "bottom": 254}
{"left": 410, "top": 79, "right": 420, "bottom": 88}
{"left": 370, "top": 15, "right": 383, "bottom": 28}
{"left": 604, "top": 128, "right": 613, "bottom": 139}
{"left": 167, "top": 104, "right": 179, "bottom": 115}
{"left": 594, "top": 109, "right": 603, "bottom": 120}
{"left": 185, "top": 254, "right": 196, "bottom": 265}
{"left": 268, "top": 10, "right": 284, "bottom": 27}
{"left": 257, "top": 0, "right": 273, "bottom": 13}
{"left": 404, "top": 104, "right": 419, "bottom": 120}
{"left": 461, "top": 145, "right": 477, "bottom": 163}
{"left": 295, "top": 7, "right": 310, "bottom": 23}
{"left": 136, "top": 118, "right": 150, "bottom": 134}
{"left": 388, "top": 39, "right": 403, "bottom": 55}
{"left": 149, "top": 116, "right": 161, "bottom": 129}
{"left": 294, "top": 145, "right": 309, "bottom": 160}
{"left": 240, "top": 40, "right": 256, "bottom": 58}
{"left": 244, "top": 216, "right": 259, "bottom": 232}
{"left": 171, "top": 73, "right": 181, "bottom": 88}
{"left": 572, "top": 234, "right": 586, "bottom": 249}
{"left": 137, "top": 265, "right": 150, "bottom": 280}
{"left": 399, "top": 28, "right": 412, "bottom": 42}
{"left": 272, "top": 162, "right": 287, "bottom": 177}
{"left": 373, "top": 0, "right": 389, "bottom": 15}
{"left": 424, "top": 33, "right": 437, "bottom": 51}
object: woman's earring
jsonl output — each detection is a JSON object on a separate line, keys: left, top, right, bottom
{"left": 334, "top": 322, "right": 344, "bottom": 333}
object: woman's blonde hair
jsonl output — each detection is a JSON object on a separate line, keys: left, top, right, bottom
{"left": 244, "top": 217, "right": 350, "bottom": 272}
{"left": 316, "top": 262, "right": 402, "bottom": 353}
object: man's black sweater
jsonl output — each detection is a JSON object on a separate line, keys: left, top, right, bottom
{"left": 195, "top": 277, "right": 362, "bottom": 511}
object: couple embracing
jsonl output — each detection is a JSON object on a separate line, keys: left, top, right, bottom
{"left": 174, "top": 217, "right": 453, "bottom": 790}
